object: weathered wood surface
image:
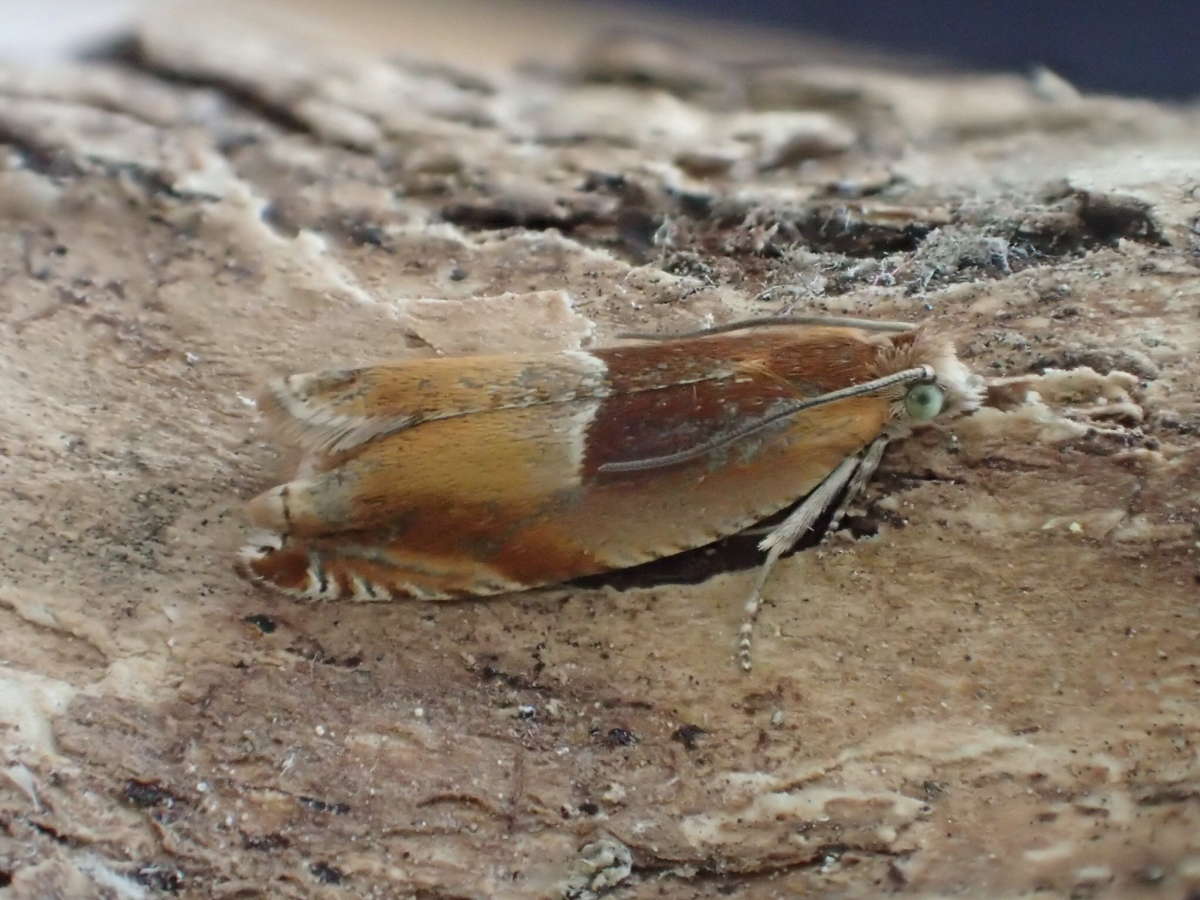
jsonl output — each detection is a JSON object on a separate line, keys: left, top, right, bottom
{"left": 1, "top": 12, "right": 1197, "bottom": 898}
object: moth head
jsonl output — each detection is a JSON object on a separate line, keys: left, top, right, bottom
{"left": 880, "top": 329, "right": 985, "bottom": 427}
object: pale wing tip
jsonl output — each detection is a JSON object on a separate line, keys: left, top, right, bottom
{"left": 244, "top": 486, "right": 289, "bottom": 531}
{"left": 240, "top": 529, "right": 284, "bottom": 556}
{"left": 254, "top": 369, "right": 412, "bottom": 455}
{"left": 256, "top": 372, "right": 313, "bottom": 423}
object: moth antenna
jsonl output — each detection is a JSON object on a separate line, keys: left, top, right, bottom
{"left": 619, "top": 315, "right": 915, "bottom": 341}
{"left": 738, "top": 453, "right": 862, "bottom": 671}
{"left": 600, "top": 367, "right": 931, "bottom": 475}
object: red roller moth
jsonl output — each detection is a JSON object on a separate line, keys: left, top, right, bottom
{"left": 239, "top": 315, "right": 984, "bottom": 669}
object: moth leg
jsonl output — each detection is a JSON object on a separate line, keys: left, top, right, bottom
{"left": 737, "top": 452, "right": 863, "bottom": 672}
{"left": 735, "top": 438, "right": 888, "bottom": 541}
{"left": 826, "top": 437, "right": 889, "bottom": 533}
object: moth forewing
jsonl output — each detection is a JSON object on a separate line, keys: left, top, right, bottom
{"left": 239, "top": 317, "right": 983, "bottom": 669}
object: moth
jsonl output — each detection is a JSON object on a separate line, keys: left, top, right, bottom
{"left": 240, "top": 315, "right": 984, "bottom": 669}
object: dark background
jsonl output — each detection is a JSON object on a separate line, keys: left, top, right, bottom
{"left": 640, "top": 0, "right": 1199, "bottom": 100}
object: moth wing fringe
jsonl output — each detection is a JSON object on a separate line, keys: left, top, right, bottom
{"left": 237, "top": 535, "right": 527, "bottom": 603}
{"left": 256, "top": 371, "right": 420, "bottom": 455}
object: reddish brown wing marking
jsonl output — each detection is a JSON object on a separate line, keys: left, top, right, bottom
{"left": 583, "top": 328, "right": 888, "bottom": 474}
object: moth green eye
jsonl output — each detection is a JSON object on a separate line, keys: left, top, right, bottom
{"left": 904, "top": 382, "right": 944, "bottom": 421}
